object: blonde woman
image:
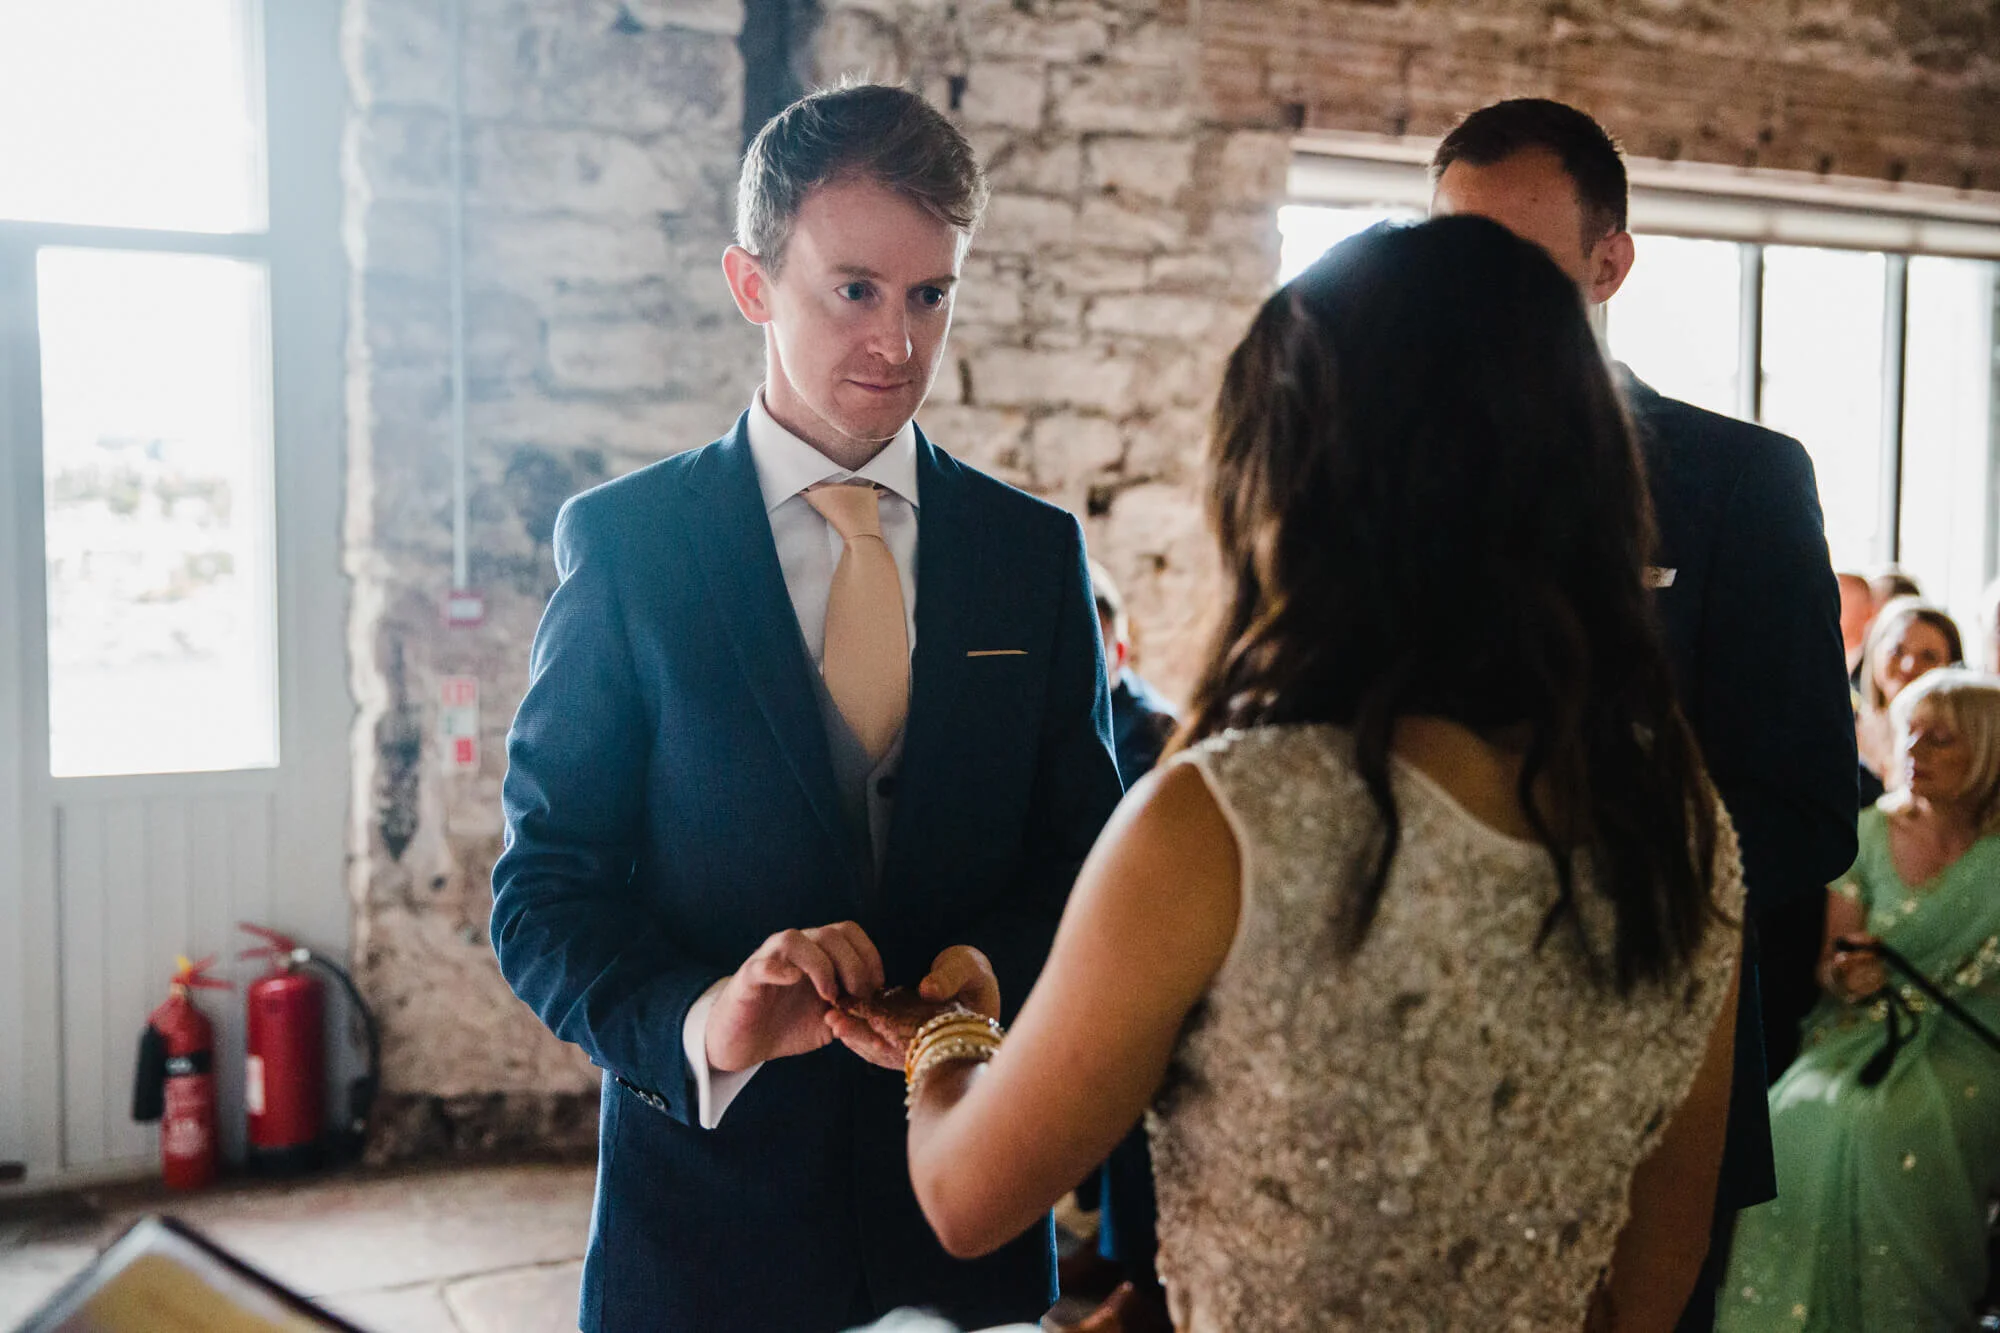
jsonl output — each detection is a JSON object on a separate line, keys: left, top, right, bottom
{"left": 1722, "top": 668, "right": 2000, "bottom": 1330}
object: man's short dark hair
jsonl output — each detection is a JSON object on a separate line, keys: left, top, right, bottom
{"left": 737, "top": 83, "right": 989, "bottom": 271}
{"left": 1431, "top": 98, "right": 1628, "bottom": 243}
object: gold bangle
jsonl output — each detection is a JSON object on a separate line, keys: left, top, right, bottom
{"left": 904, "top": 1008, "right": 1001, "bottom": 1079}
{"left": 904, "top": 1031, "right": 1002, "bottom": 1112}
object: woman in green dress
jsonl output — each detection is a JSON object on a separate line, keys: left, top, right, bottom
{"left": 1721, "top": 667, "right": 2000, "bottom": 1331}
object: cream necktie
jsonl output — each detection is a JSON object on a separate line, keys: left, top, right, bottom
{"left": 804, "top": 482, "right": 909, "bottom": 763}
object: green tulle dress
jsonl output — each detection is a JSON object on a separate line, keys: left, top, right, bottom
{"left": 1719, "top": 806, "right": 2000, "bottom": 1331}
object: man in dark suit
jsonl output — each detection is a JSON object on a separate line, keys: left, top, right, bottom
{"left": 491, "top": 84, "right": 1123, "bottom": 1333}
{"left": 1431, "top": 99, "right": 1860, "bottom": 1330}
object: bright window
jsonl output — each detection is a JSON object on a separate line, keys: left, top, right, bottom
{"left": 1604, "top": 236, "right": 1743, "bottom": 419}
{"left": 0, "top": 1, "right": 264, "bottom": 233}
{"left": 38, "top": 250, "right": 280, "bottom": 777}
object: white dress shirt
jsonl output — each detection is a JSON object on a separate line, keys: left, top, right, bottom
{"left": 680, "top": 391, "right": 921, "bottom": 1129}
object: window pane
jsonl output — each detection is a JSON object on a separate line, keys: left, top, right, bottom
{"left": 1897, "top": 257, "right": 1995, "bottom": 632}
{"left": 1277, "top": 204, "right": 1422, "bottom": 283}
{"left": 1606, "top": 235, "right": 1743, "bottom": 418}
{"left": 0, "top": 1, "right": 263, "bottom": 232}
{"left": 1760, "top": 247, "right": 1888, "bottom": 572}
{"left": 39, "top": 250, "right": 278, "bottom": 777}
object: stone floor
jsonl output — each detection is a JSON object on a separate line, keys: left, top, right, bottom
{"left": 0, "top": 1160, "right": 595, "bottom": 1332}
{"left": 0, "top": 1161, "right": 1097, "bottom": 1331}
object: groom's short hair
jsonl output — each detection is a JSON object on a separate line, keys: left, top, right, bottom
{"left": 737, "top": 82, "right": 989, "bottom": 272}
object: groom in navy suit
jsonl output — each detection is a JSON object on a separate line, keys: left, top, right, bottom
{"left": 1432, "top": 100, "right": 1860, "bottom": 1330}
{"left": 491, "top": 84, "right": 1124, "bottom": 1332}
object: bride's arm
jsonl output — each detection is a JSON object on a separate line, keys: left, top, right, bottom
{"left": 1591, "top": 963, "right": 1738, "bottom": 1332}
{"left": 905, "top": 761, "right": 1243, "bottom": 1259}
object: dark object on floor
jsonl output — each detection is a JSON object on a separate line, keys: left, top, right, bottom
{"left": 1057, "top": 1245, "right": 1122, "bottom": 1306}
{"left": 1051, "top": 1280, "right": 1174, "bottom": 1333}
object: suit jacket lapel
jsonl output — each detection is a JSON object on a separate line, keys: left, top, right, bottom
{"left": 684, "top": 418, "right": 866, "bottom": 890}
{"left": 881, "top": 431, "right": 973, "bottom": 891}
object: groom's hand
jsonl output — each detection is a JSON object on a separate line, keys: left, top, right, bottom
{"left": 704, "top": 921, "right": 884, "bottom": 1072}
{"left": 822, "top": 947, "right": 1001, "bottom": 1071}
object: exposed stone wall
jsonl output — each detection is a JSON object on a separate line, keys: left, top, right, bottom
{"left": 1203, "top": 0, "right": 2000, "bottom": 190}
{"left": 342, "top": 0, "right": 762, "bottom": 1135}
{"left": 812, "top": 0, "right": 1289, "bottom": 696}
{"left": 340, "top": 0, "right": 1280, "bottom": 1135}
{"left": 342, "top": 0, "right": 1994, "bottom": 1136}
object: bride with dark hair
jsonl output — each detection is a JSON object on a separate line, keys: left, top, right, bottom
{"left": 834, "top": 216, "right": 1745, "bottom": 1331}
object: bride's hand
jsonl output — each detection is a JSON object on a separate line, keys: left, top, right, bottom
{"left": 826, "top": 987, "right": 951, "bottom": 1070}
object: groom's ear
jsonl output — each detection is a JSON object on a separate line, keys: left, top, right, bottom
{"left": 723, "top": 244, "right": 775, "bottom": 326}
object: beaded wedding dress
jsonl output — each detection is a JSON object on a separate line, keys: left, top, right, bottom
{"left": 1148, "top": 725, "right": 1744, "bottom": 1332}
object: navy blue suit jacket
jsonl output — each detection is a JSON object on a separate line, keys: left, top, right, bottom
{"left": 491, "top": 417, "right": 1125, "bottom": 1331}
{"left": 1625, "top": 371, "right": 1859, "bottom": 1210}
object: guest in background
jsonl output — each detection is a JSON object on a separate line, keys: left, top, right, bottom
{"left": 1856, "top": 597, "right": 1964, "bottom": 804}
{"left": 1837, "top": 572, "right": 1874, "bottom": 681}
{"left": 1091, "top": 561, "right": 1178, "bottom": 790}
{"left": 1058, "top": 562, "right": 1179, "bottom": 1333}
{"left": 1870, "top": 567, "right": 1924, "bottom": 609}
{"left": 1720, "top": 669, "right": 2000, "bottom": 1331}
{"left": 872, "top": 217, "right": 1744, "bottom": 1332}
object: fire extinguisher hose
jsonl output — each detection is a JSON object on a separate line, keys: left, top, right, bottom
{"left": 303, "top": 950, "right": 380, "bottom": 1165}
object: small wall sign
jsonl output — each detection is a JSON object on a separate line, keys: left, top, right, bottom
{"left": 440, "top": 675, "right": 480, "bottom": 773}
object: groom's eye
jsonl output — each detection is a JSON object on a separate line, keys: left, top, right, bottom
{"left": 839, "top": 281, "right": 871, "bottom": 302}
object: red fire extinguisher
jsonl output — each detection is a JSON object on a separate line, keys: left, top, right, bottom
{"left": 238, "top": 923, "right": 380, "bottom": 1172}
{"left": 131, "top": 955, "right": 232, "bottom": 1190}
{"left": 240, "top": 924, "right": 325, "bottom": 1173}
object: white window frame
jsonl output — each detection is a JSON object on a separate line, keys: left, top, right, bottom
{"left": 0, "top": 0, "right": 349, "bottom": 1190}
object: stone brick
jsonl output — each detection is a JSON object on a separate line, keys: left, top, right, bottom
{"left": 1090, "top": 480, "right": 1217, "bottom": 700}
{"left": 921, "top": 404, "right": 1034, "bottom": 485}
{"left": 470, "top": 214, "right": 674, "bottom": 288}
{"left": 811, "top": 8, "right": 909, "bottom": 86}
{"left": 352, "top": 198, "right": 452, "bottom": 279}
{"left": 623, "top": 0, "right": 746, "bottom": 35}
{"left": 953, "top": 276, "right": 1028, "bottom": 326}
{"left": 959, "top": 60, "right": 1049, "bottom": 130}
{"left": 1085, "top": 136, "right": 1198, "bottom": 203}
{"left": 462, "top": 21, "right": 739, "bottom": 137}
{"left": 1052, "top": 59, "right": 1196, "bottom": 135}
{"left": 1085, "top": 292, "right": 1223, "bottom": 340}
{"left": 544, "top": 320, "right": 676, "bottom": 392}
{"left": 469, "top": 126, "right": 706, "bottom": 216}
{"left": 966, "top": 9, "right": 1112, "bottom": 61}
{"left": 979, "top": 136, "right": 1086, "bottom": 196}
{"left": 1121, "top": 405, "right": 1209, "bottom": 480}
{"left": 1031, "top": 413, "right": 1126, "bottom": 490}
{"left": 1213, "top": 131, "right": 1293, "bottom": 202}
{"left": 347, "top": 0, "right": 452, "bottom": 109}
{"left": 1048, "top": 251, "right": 1151, "bottom": 294}
{"left": 982, "top": 193, "right": 1085, "bottom": 251}
{"left": 971, "top": 346, "right": 1141, "bottom": 413}
{"left": 1076, "top": 196, "right": 1187, "bottom": 252}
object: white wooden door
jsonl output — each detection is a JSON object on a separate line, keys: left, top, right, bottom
{"left": 0, "top": 0, "right": 347, "bottom": 1190}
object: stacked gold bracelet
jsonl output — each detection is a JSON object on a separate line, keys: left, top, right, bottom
{"left": 903, "top": 1005, "right": 1004, "bottom": 1111}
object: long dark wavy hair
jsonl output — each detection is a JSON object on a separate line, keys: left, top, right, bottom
{"left": 1177, "top": 215, "right": 1717, "bottom": 990}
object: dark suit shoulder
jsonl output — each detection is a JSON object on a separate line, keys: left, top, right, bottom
{"left": 1624, "top": 376, "right": 1812, "bottom": 487}
{"left": 560, "top": 439, "right": 718, "bottom": 528}
{"left": 551, "top": 436, "right": 730, "bottom": 568}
